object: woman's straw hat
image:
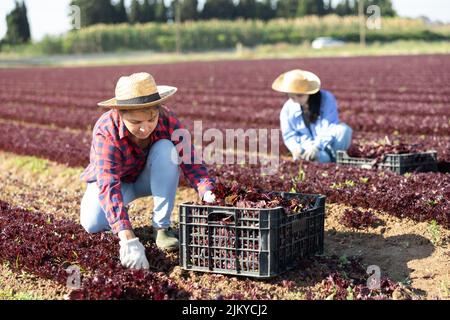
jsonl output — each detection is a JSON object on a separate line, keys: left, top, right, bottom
{"left": 98, "top": 72, "right": 177, "bottom": 110}
{"left": 272, "top": 69, "right": 321, "bottom": 95}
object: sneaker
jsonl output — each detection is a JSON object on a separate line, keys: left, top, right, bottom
{"left": 152, "top": 228, "right": 179, "bottom": 251}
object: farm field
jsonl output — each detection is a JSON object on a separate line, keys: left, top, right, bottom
{"left": 0, "top": 54, "right": 449, "bottom": 300}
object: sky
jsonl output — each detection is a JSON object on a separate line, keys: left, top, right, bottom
{"left": 0, "top": 0, "right": 449, "bottom": 41}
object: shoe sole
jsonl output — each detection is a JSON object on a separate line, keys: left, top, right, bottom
{"left": 158, "top": 245, "right": 179, "bottom": 252}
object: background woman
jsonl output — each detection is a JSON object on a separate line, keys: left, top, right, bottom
{"left": 272, "top": 69, "right": 353, "bottom": 163}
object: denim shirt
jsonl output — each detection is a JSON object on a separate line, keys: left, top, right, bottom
{"left": 280, "top": 89, "right": 339, "bottom": 153}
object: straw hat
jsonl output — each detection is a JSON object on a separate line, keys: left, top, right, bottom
{"left": 98, "top": 72, "right": 177, "bottom": 110}
{"left": 272, "top": 69, "right": 321, "bottom": 95}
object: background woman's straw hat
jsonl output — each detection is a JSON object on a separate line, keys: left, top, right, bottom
{"left": 272, "top": 69, "right": 321, "bottom": 95}
{"left": 98, "top": 72, "right": 177, "bottom": 110}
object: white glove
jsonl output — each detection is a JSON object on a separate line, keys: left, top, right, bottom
{"left": 119, "top": 238, "right": 150, "bottom": 270}
{"left": 203, "top": 190, "right": 216, "bottom": 203}
{"left": 302, "top": 144, "right": 319, "bottom": 161}
{"left": 292, "top": 147, "right": 305, "bottom": 161}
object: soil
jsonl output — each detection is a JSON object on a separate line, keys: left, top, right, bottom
{"left": 0, "top": 263, "right": 70, "bottom": 300}
{"left": 325, "top": 204, "right": 450, "bottom": 299}
{"left": 0, "top": 151, "right": 449, "bottom": 299}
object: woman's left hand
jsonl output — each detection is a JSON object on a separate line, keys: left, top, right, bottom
{"left": 303, "top": 144, "right": 319, "bottom": 161}
{"left": 203, "top": 191, "right": 216, "bottom": 203}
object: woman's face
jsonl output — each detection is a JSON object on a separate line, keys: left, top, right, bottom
{"left": 120, "top": 107, "right": 159, "bottom": 140}
{"left": 289, "top": 93, "right": 310, "bottom": 106}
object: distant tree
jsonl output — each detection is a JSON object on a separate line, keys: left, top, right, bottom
{"left": 324, "top": 0, "right": 333, "bottom": 14}
{"left": 335, "top": 0, "right": 355, "bottom": 16}
{"left": 129, "top": 0, "right": 143, "bottom": 23}
{"left": 141, "top": 0, "right": 156, "bottom": 22}
{"left": 154, "top": 0, "right": 168, "bottom": 22}
{"left": 366, "top": 0, "right": 396, "bottom": 17}
{"left": 256, "top": 0, "right": 276, "bottom": 21}
{"left": 333, "top": 0, "right": 396, "bottom": 17}
{"left": 276, "top": 0, "right": 299, "bottom": 18}
{"left": 4, "top": 1, "right": 31, "bottom": 45}
{"left": 296, "top": 0, "right": 326, "bottom": 17}
{"left": 180, "top": 0, "right": 199, "bottom": 21}
{"left": 19, "top": 1, "right": 31, "bottom": 41}
{"left": 201, "top": 0, "right": 236, "bottom": 20}
{"left": 236, "top": 0, "right": 257, "bottom": 20}
{"left": 114, "top": 0, "right": 128, "bottom": 23}
{"left": 70, "top": 0, "right": 116, "bottom": 26}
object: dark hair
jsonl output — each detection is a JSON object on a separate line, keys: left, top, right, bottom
{"left": 307, "top": 90, "right": 322, "bottom": 123}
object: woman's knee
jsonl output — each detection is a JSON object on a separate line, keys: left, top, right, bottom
{"left": 80, "top": 184, "right": 110, "bottom": 233}
{"left": 80, "top": 208, "right": 107, "bottom": 234}
{"left": 316, "top": 150, "right": 331, "bottom": 163}
{"left": 335, "top": 123, "right": 351, "bottom": 136}
{"left": 80, "top": 220, "right": 101, "bottom": 234}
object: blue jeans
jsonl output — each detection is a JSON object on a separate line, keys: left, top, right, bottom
{"left": 316, "top": 123, "right": 353, "bottom": 163}
{"left": 80, "top": 139, "right": 180, "bottom": 233}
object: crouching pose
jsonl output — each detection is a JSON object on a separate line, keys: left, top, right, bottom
{"left": 272, "top": 69, "right": 352, "bottom": 163}
{"left": 79, "top": 72, "right": 216, "bottom": 269}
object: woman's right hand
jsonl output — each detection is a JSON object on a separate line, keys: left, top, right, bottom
{"left": 119, "top": 237, "right": 150, "bottom": 270}
{"left": 202, "top": 190, "right": 216, "bottom": 203}
{"left": 118, "top": 230, "right": 149, "bottom": 270}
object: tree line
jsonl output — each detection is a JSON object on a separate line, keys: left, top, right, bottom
{"left": 2, "top": 0, "right": 396, "bottom": 45}
{"left": 72, "top": 0, "right": 396, "bottom": 26}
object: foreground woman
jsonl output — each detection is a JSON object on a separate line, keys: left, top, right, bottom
{"left": 79, "top": 72, "right": 215, "bottom": 269}
{"left": 272, "top": 69, "right": 352, "bottom": 163}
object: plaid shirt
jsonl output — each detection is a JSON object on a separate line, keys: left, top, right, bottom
{"left": 80, "top": 106, "right": 214, "bottom": 233}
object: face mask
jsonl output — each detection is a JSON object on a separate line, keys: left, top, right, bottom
{"left": 289, "top": 98, "right": 301, "bottom": 107}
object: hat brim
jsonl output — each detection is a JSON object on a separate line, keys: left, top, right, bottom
{"left": 272, "top": 73, "right": 320, "bottom": 95}
{"left": 98, "top": 86, "right": 177, "bottom": 110}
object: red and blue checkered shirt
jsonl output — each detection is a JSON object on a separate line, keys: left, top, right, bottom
{"left": 80, "top": 106, "right": 214, "bottom": 233}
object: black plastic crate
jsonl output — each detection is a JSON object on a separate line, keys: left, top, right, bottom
{"left": 179, "top": 192, "right": 325, "bottom": 278}
{"left": 336, "top": 150, "right": 438, "bottom": 174}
